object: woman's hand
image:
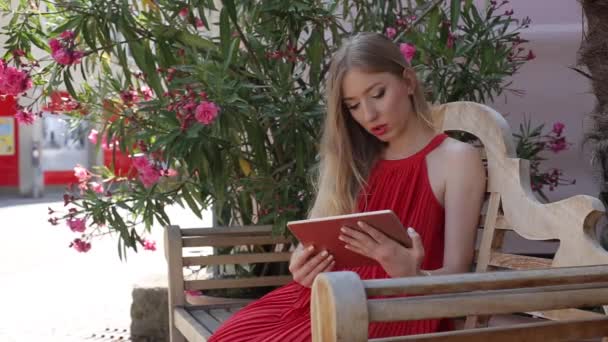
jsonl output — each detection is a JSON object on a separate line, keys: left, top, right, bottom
{"left": 339, "top": 221, "right": 424, "bottom": 278}
{"left": 289, "top": 245, "right": 335, "bottom": 288}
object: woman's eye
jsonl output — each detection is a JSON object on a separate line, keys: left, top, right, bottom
{"left": 372, "top": 88, "right": 385, "bottom": 99}
{"left": 347, "top": 103, "right": 359, "bottom": 110}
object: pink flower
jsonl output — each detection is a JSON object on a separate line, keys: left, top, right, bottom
{"left": 49, "top": 34, "right": 85, "bottom": 65}
{"left": 52, "top": 48, "right": 74, "bottom": 65}
{"left": 71, "top": 50, "right": 86, "bottom": 61}
{"left": 143, "top": 239, "right": 156, "bottom": 251}
{"left": 399, "top": 43, "right": 416, "bottom": 64}
{"left": 447, "top": 32, "right": 456, "bottom": 49}
{"left": 179, "top": 7, "right": 188, "bottom": 17}
{"left": 120, "top": 88, "right": 139, "bottom": 105}
{"left": 195, "top": 101, "right": 220, "bottom": 125}
{"left": 526, "top": 50, "right": 536, "bottom": 61}
{"left": 139, "top": 167, "right": 161, "bottom": 188}
{"left": 74, "top": 164, "right": 90, "bottom": 182}
{"left": 67, "top": 217, "right": 86, "bottom": 232}
{"left": 0, "top": 65, "right": 32, "bottom": 96}
{"left": 13, "top": 49, "right": 25, "bottom": 57}
{"left": 71, "top": 238, "right": 91, "bottom": 253}
{"left": 60, "top": 30, "right": 75, "bottom": 40}
{"left": 552, "top": 122, "right": 565, "bottom": 136}
{"left": 185, "top": 290, "right": 202, "bottom": 296}
{"left": 49, "top": 38, "right": 62, "bottom": 52}
{"left": 165, "top": 168, "right": 178, "bottom": 177}
{"left": 101, "top": 135, "right": 113, "bottom": 149}
{"left": 140, "top": 86, "right": 153, "bottom": 101}
{"left": 133, "top": 156, "right": 151, "bottom": 170}
{"left": 195, "top": 18, "right": 205, "bottom": 28}
{"left": 385, "top": 27, "right": 397, "bottom": 40}
{"left": 14, "top": 110, "right": 35, "bottom": 125}
{"left": 549, "top": 137, "right": 567, "bottom": 153}
{"left": 90, "top": 182, "right": 104, "bottom": 194}
{"left": 88, "top": 129, "right": 98, "bottom": 144}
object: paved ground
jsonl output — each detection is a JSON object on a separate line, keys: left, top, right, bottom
{"left": 0, "top": 191, "right": 211, "bottom": 342}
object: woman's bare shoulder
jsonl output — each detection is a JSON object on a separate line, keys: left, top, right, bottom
{"left": 436, "top": 136, "right": 483, "bottom": 167}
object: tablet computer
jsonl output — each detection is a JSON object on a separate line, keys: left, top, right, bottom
{"left": 286, "top": 210, "right": 411, "bottom": 268}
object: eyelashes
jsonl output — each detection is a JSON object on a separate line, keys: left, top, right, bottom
{"left": 372, "top": 88, "right": 385, "bottom": 99}
{"left": 345, "top": 88, "right": 386, "bottom": 111}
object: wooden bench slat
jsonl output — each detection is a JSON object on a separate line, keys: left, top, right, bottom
{"left": 478, "top": 215, "right": 510, "bottom": 230}
{"left": 209, "top": 308, "right": 234, "bottom": 323}
{"left": 187, "top": 301, "right": 251, "bottom": 311}
{"left": 488, "top": 252, "right": 553, "bottom": 270}
{"left": 370, "top": 317, "right": 608, "bottom": 342}
{"left": 528, "top": 308, "right": 606, "bottom": 321}
{"left": 183, "top": 252, "right": 292, "bottom": 266}
{"left": 181, "top": 226, "right": 273, "bottom": 237}
{"left": 186, "top": 275, "right": 293, "bottom": 290}
{"left": 367, "top": 282, "right": 608, "bottom": 322}
{"left": 174, "top": 307, "right": 212, "bottom": 340}
{"left": 191, "top": 308, "right": 222, "bottom": 333}
{"left": 363, "top": 264, "right": 608, "bottom": 297}
{"left": 183, "top": 235, "right": 291, "bottom": 247}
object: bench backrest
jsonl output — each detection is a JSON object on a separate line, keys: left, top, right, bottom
{"left": 164, "top": 225, "right": 293, "bottom": 310}
{"left": 433, "top": 102, "right": 608, "bottom": 326}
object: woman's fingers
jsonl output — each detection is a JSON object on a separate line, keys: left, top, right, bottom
{"left": 292, "top": 249, "right": 332, "bottom": 286}
{"left": 356, "top": 221, "right": 387, "bottom": 243}
{"left": 300, "top": 253, "right": 335, "bottom": 286}
{"left": 288, "top": 245, "right": 315, "bottom": 273}
{"left": 340, "top": 226, "right": 376, "bottom": 246}
{"left": 344, "top": 243, "right": 367, "bottom": 257}
{"left": 408, "top": 227, "right": 425, "bottom": 261}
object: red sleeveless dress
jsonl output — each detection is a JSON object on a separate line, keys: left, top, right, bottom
{"left": 209, "top": 134, "right": 451, "bottom": 341}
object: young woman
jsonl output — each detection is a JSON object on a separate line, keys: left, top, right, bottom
{"left": 209, "top": 32, "right": 486, "bottom": 341}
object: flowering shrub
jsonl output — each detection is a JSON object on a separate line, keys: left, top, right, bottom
{"left": 1, "top": 0, "right": 542, "bottom": 255}
{"left": 515, "top": 119, "right": 575, "bottom": 202}
{"left": 0, "top": 58, "right": 35, "bottom": 124}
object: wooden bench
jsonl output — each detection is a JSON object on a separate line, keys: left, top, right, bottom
{"left": 164, "top": 225, "right": 293, "bottom": 341}
{"left": 165, "top": 101, "right": 608, "bottom": 341}
{"left": 310, "top": 101, "right": 608, "bottom": 341}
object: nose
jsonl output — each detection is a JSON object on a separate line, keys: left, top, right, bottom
{"left": 361, "top": 100, "right": 379, "bottom": 123}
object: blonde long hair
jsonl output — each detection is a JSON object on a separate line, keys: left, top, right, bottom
{"left": 309, "top": 32, "right": 433, "bottom": 218}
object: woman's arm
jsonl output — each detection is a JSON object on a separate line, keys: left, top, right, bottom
{"left": 424, "top": 141, "right": 486, "bottom": 276}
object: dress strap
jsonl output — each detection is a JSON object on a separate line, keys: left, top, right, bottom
{"left": 417, "top": 133, "right": 448, "bottom": 157}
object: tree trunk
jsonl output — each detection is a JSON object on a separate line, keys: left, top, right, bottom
{"left": 578, "top": 0, "right": 608, "bottom": 249}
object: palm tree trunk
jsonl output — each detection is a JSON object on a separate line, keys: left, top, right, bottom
{"left": 578, "top": 0, "right": 608, "bottom": 249}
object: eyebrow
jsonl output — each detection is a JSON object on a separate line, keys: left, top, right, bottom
{"left": 343, "top": 82, "right": 382, "bottom": 101}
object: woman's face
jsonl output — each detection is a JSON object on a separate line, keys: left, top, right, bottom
{"left": 341, "top": 68, "right": 415, "bottom": 144}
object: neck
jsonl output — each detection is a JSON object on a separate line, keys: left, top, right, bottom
{"left": 383, "top": 117, "right": 436, "bottom": 159}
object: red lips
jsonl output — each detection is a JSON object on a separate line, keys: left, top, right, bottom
{"left": 370, "top": 124, "right": 388, "bottom": 136}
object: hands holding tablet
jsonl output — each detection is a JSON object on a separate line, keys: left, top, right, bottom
{"left": 289, "top": 244, "right": 335, "bottom": 288}
{"left": 287, "top": 210, "right": 417, "bottom": 273}
{"left": 339, "top": 221, "right": 425, "bottom": 278}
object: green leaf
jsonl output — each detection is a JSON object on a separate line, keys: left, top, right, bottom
{"left": 464, "top": 0, "right": 473, "bottom": 11}
{"left": 223, "top": 0, "right": 239, "bottom": 25}
{"left": 428, "top": 7, "right": 440, "bottom": 39}
{"left": 219, "top": 7, "right": 231, "bottom": 59}
{"left": 450, "top": 0, "right": 461, "bottom": 32}
{"left": 154, "top": 202, "right": 171, "bottom": 226}
{"left": 63, "top": 70, "right": 77, "bottom": 98}
{"left": 182, "top": 185, "right": 203, "bottom": 219}
{"left": 175, "top": 31, "right": 216, "bottom": 51}
{"left": 307, "top": 27, "right": 323, "bottom": 86}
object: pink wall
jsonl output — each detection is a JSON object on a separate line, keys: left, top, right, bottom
{"left": 476, "top": 0, "right": 598, "bottom": 201}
